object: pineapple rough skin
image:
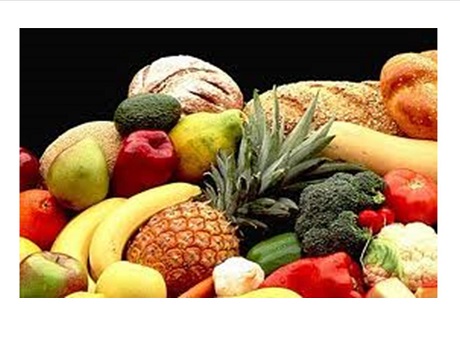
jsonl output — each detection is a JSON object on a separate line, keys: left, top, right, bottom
{"left": 294, "top": 171, "right": 385, "bottom": 261}
{"left": 126, "top": 201, "right": 239, "bottom": 297}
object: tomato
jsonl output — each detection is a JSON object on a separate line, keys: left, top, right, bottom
{"left": 383, "top": 169, "right": 437, "bottom": 225}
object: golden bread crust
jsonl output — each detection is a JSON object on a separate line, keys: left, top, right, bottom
{"left": 244, "top": 80, "right": 403, "bottom": 136}
{"left": 380, "top": 50, "right": 437, "bottom": 140}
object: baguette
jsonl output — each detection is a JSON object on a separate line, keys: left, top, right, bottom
{"left": 244, "top": 80, "right": 404, "bottom": 136}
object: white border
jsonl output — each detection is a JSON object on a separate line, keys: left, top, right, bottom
{"left": 3, "top": 1, "right": 459, "bottom": 345}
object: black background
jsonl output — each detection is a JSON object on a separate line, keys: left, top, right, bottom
{"left": 20, "top": 29, "right": 437, "bottom": 156}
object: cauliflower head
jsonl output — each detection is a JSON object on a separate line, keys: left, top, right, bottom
{"left": 212, "top": 257, "right": 265, "bottom": 297}
{"left": 363, "top": 222, "right": 437, "bottom": 292}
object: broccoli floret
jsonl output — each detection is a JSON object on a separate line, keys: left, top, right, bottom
{"left": 301, "top": 211, "right": 372, "bottom": 262}
{"left": 327, "top": 172, "right": 355, "bottom": 184}
{"left": 294, "top": 171, "right": 385, "bottom": 259}
{"left": 297, "top": 178, "right": 362, "bottom": 229}
{"left": 350, "top": 171, "right": 386, "bottom": 208}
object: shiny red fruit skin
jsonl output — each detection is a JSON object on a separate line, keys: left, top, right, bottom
{"left": 358, "top": 210, "right": 384, "bottom": 235}
{"left": 111, "top": 130, "right": 178, "bottom": 197}
{"left": 384, "top": 169, "right": 437, "bottom": 225}
{"left": 20, "top": 147, "right": 40, "bottom": 192}
{"left": 379, "top": 207, "right": 396, "bottom": 226}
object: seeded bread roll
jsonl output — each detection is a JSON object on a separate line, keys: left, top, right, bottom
{"left": 128, "top": 55, "right": 244, "bottom": 115}
{"left": 380, "top": 50, "right": 437, "bottom": 140}
{"left": 244, "top": 81, "right": 404, "bottom": 136}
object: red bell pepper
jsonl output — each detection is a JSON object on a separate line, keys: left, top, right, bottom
{"left": 259, "top": 252, "right": 365, "bottom": 298}
{"left": 383, "top": 169, "right": 437, "bottom": 225}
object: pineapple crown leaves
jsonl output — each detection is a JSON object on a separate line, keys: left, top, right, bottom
{"left": 248, "top": 87, "right": 336, "bottom": 194}
{"left": 204, "top": 86, "right": 336, "bottom": 229}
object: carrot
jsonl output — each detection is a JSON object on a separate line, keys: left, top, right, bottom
{"left": 178, "top": 276, "right": 215, "bottom": 298}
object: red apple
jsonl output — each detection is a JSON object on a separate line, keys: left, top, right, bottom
{"left": 20, "top": 251, "right": 88, "bottom": 298}
{"left": 111, "top": 130, "right": 178, "bottom": 197}
{"left": 20, "top": 147, "right": 40, "bottom": 191}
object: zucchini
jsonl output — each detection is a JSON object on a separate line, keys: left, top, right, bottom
{"left": 246, "top": 232, "right": 302, "bottom": 275}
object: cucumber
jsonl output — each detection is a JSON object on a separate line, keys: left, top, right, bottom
{"left": 246, "top": 232, "right": 302, "bottom": 275}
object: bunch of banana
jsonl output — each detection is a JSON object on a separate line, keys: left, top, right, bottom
{"left": 51, "top": 182, "right": 201, "bottom": 292}
{"left": 89, "top": 182, "right": 201, "bottom": 279}
{"left": 51, "top": 197, "right": 126, "bottom": 291}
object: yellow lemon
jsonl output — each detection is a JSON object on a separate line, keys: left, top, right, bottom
{"left": 95, "top": 261, "right": 167, "bottom": 298}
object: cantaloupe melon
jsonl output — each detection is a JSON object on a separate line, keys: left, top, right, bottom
{"left": 40, "top": 121, "right": 122, "bottom": 179}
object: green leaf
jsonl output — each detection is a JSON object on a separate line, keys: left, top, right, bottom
{"left": 236, "top": 134, "right": 249, "bottom": 176}
{"left": 289, "top": 117, "right": 335, "bottom": 166}
{"left": 203, "top": 181, "right": 218, "bottom": 204}
{"left": 278, "top": 197, "right": 299, "bottom": 211}
{"left": 234, "top": 216, "right": 269, "bottom": 230}
{"left": 209, "top": 164, "right": 225, "bottom": 211}
{"left": 302, "top": 161, "right": 367, "bottom": 179}
{"left": 280, "top": 91, "right": 319, "bottom": 156}
{"left": 258, "top": 125, "right": 274, "bottom": 172}
{"left": 362, "top": 238, "right": 403, "bottom": 278}
{"left": 252, "top": 90, "right": 268, "bottom": 149}
{"left": 281, "top": 179, "right": 327, "bottom": 194}
{"left": 259, "top": 168, "right": 286, "bottom": 195}
{"left": 259, "top": 150, "right": 290, "bottom": 194}
{"left": 294, "top": 135, "right": 334, "bottom": 166}
{"left": 282, "top": 157, "right": 330, "bottom": 185}
{"left": 271, "top": 85, "right": 284, "bottom": 153}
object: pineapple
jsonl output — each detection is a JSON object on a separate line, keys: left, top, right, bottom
{"left": 126, "top": 200, "right": 239, "bottom": 297}
{"left": 126, "top": 88, "right": 363, "bottom": 296}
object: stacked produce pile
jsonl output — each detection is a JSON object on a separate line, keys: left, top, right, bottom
{"left": 19, "top": 52, "right": 438, "bottom": 298}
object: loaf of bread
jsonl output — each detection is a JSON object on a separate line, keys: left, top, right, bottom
{"left": 380, "top": 50, "right": 437, "bottom": 140}
{"left": 128, "top": 55, "right": 244, "bottom": 115}
{"left": 243, "top": 81, "right": 404, "bottom": 135}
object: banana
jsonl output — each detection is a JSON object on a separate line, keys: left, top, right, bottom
{"left": 51, "top": 197, "right": 126, "bottom": 291}
{"left": 89, "top": 182, "right": 202, "bottom": 280}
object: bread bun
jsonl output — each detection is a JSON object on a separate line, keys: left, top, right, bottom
{"left": 128, "top": 55, "right": 244, "bottom": 115}
{"left": 243, "top": 81, "right": 403, "bottom": 136}
{"left": 380, "top": 50, "right": 437, "bottom": 140}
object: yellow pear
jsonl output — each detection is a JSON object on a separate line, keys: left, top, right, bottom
{"left": 169, "top": 109, "right": 243, "bottom": 183}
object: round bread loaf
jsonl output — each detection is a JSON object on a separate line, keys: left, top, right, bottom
{"left": 243, "top": 81, "right": 404, "bottom": 136}
{"left": 128, "top": 55, "right": 244, "bottom": 115}
{"left": 380, "top": 50, "right": 437, "bottom": 140}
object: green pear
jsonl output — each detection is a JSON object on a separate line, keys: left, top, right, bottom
{"left": 46, "top": 137, "right": 109, "bottom": 211}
